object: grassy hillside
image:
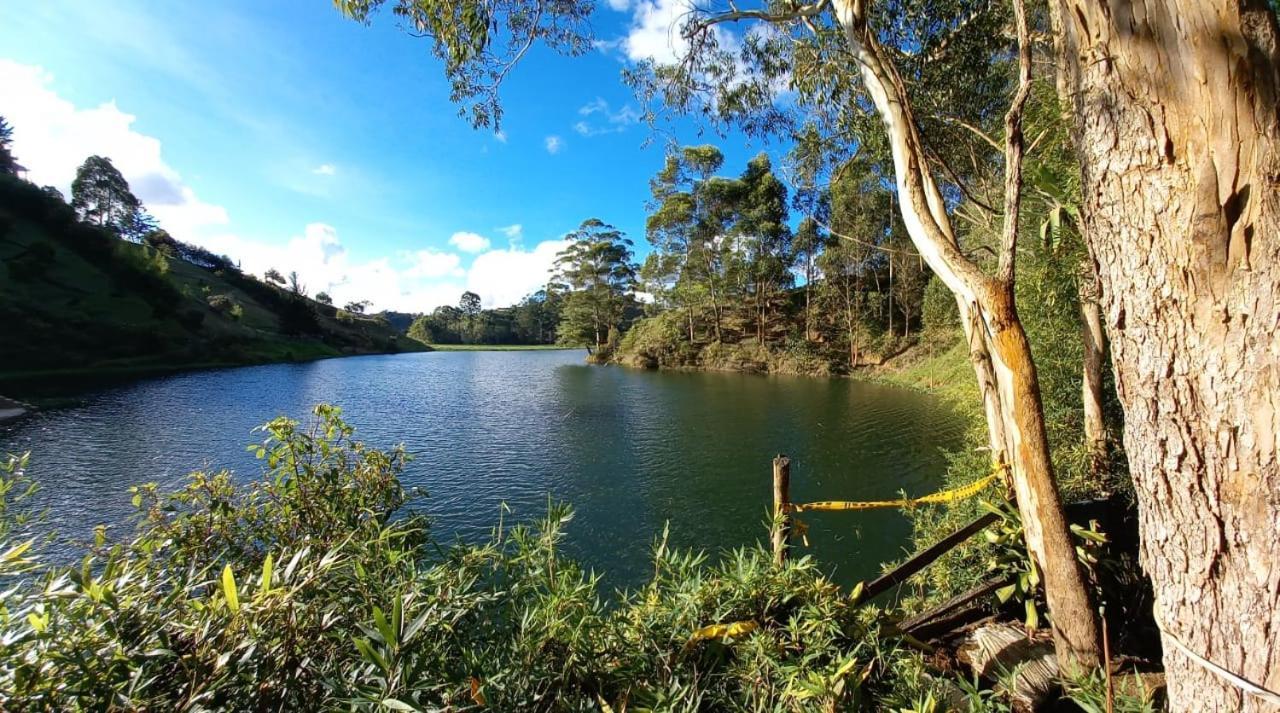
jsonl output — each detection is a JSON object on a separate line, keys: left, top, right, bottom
{"left": 0, "top": 176, "right": 426, "bottom": 386}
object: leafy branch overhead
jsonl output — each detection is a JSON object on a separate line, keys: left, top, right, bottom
{"left": 334, "top": 0, "right": 595, "bottom": 128}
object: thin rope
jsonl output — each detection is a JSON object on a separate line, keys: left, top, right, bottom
{"left": 811, "top": 216, "right": 915, "bottom": 256}
{"left": 1152, "top": 604, "right": 1280, "bottom": 705}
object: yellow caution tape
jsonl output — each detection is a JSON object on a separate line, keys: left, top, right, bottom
{"left": 684, "top": 620, "right": 758, "bottom": 651}
{"left": 790, "top": 473, "right": 998, "bottom": 513}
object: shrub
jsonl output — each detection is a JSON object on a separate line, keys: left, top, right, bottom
{"left": 207, "top": 293, "right": 243, "bottom": 320}
{"left": 615, "top": 311, "right": 696, "bottom": 368}
{"left": 0, "top": 406, "right": 938, "bottom": 711}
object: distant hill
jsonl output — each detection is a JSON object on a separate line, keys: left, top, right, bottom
{"left": 0, "top": 176, "right": 428, "bottom": 384}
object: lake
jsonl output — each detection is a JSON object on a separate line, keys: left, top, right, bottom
{"left": 1, "top": 350, "right": 965, "bottom": 591}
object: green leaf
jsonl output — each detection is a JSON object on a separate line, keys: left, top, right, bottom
{"left": 380, "top": 700, "right": 418, "bottom": 712}
{"left": 259, "top": 553, "right": 274, "bottom": 596}
{"left": 995, "top": 583, "right": 1017, "bottom": 603}
{"left": 1024, "top": 599, "right": 1039, "bottom": 630}
{"left": 222, "top": 564, "right": 240, "bottom": 613}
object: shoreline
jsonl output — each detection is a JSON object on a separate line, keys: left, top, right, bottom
{"left": 0, "top": 395, "right": 29, "bottom": 422}
{"left": 426, "top": 344, "right": 585, "bottom": 352}
{"left": 0, "top": 344, "right": 433, "bottom": 402}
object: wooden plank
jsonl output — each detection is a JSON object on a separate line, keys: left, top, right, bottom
{"left": 861, "top": 511, "right": 1000, "bottom": 601}
{"left": 899, "top": 577, "right": 1010, "bottom": 640}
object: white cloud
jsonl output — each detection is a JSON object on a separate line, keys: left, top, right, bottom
{"left": 0, "top": 59, "right": 571, "bottom": 315}
{"left": 614, "top": 0, "right": 742, "bottom": 69}
{"left": 606, "top": 0, "right": 632, "bottom": 10}
{"left": 0, "top": 59, "right": 229, "bottom": 240}
{"left": 311, "top": 163, "right": 337, "bottom": 176}
{"left": 498, "top": 223, "right": 523, "bottom": 240}
{"left": 448, "top": 231, "right": 492, "bottom": 253}
{"left": 404, "top": 249, "right": 464, "bottom": 279}
{"left": 494, "top": 130, "right": 508, "bottom": 143}
{"left": 196, "top": 223, "right": 473, "bottom": 313}
{"left": 624, "top": 0, "right": 692, "bottom": 63}
{"left": 467, "top": 240, "right": 570, "bottom": 308}
{"left": 544, "top": 135, "right": 564, "bottom": 154}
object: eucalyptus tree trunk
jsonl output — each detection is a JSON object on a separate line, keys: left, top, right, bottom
{"left": 1078, "top": 260, "right": 1107, "bottom": 465}
{"left": 831, "top": 0, "right": 1103, "bottom": 669}
{"left": 1053, "top": 1, "right": 1280, "bottom": 708}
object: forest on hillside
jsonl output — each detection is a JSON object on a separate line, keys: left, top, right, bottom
{"left": 0, "top": 142, "right": 422, "bottom": 382}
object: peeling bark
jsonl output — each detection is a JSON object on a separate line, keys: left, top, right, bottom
{"left": 1079, "top": 259, "right": 1108, "bottom": 467}
{"left": 1052, "top": 0, "right": 1280, "bottom": 708}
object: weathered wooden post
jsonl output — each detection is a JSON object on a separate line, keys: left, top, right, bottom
{"left": 772, "top": 455, "right": 791, "bottom": 565}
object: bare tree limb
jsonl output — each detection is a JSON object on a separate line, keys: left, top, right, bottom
{"left": 997, "top": 0, "right": 1033, "bottom": 284}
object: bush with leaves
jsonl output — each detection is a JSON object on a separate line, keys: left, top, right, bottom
{"left": 2, "top": 405, "right": 971, "bottom": 711}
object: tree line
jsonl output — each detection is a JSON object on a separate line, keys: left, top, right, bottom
{"left": 406, "top": 219, "right": 641, "bottom": 352}
{"left": 630, "top": 145, "right": 928, "bottom": 370}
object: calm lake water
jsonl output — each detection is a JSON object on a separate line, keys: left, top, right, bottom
{"left": 1, "top": 350, "right": 964, "bottom": 590}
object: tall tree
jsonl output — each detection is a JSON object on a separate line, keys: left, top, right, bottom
{"left": 70, "top": 156, "right": 142, "bottom": 235}
{"left": 731, "top": 153, "right": 793, "bottom": 345}
{"left": 1051, "top": 2, "right": 1280, "bottom": 707}
{"left": 792, "top": 217, "right": 824, "bottom": 342}
{"left": 459, "top": 291, "right": 482, "bottom": 318}
{"left": 554, "top": 219, "right": 637, "bottom": 350}
{"left": 458, "top": 290, "right": 483, "bottom": 342}
{"left": 646, "top": 146, "right": 733, "bottom": 343}
{"left": 0, "top": 116, "right": 17, "bottom": 175}
{"left": 821, "top": 159, "right": 890, "bottom": 367}
{"left": 287, "top": 271, "right": 307, "bottom": 296}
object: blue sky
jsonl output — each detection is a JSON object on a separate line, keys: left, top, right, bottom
{"left": 0, "top": 0, "right": 780, "bottom": 310}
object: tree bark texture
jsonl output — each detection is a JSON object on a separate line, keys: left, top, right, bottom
{"left": 1053, "top": 1, "right": 1280, "bottom": 709}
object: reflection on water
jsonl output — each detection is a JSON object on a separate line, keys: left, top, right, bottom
{"left": 1, "top": 351, "right": 964, "bottom": 590}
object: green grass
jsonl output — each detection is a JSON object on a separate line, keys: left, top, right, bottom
{"left": 426, "top": 343, "right": 584, "bottom": 351}
{"left": 0, "top": 180, "right": 427, "bottom": 389}
{"left": 864, "top": 334, "right": 979, "bottom": 408}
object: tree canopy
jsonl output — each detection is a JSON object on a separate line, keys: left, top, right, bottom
{"left": 70, "top": 156, "right": 145, "bottom": 238}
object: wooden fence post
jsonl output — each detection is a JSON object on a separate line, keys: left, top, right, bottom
{"left": 772, "top": 455, "right": 792, "bottom": 565}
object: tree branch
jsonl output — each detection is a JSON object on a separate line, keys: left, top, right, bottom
{"left": 997, "top": 0, "right": 1033, "bottom": 285}
{"left": 689, "top": 0, "right": 831, "bottom": 33}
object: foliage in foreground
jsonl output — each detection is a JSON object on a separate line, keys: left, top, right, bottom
{"left": 1, "top": 405, "right": 954, "bottom": 712}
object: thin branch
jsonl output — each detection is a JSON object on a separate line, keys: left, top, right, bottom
{"left": 997, "top": 0, "right": 1033, "bottom": 285}
{"left": 939, "top": 115, "right": 1002, "bottom": 152}
{"left": 926, "top": 145, "right": 998, "bottom": 216}
{"left": 815, "top": 216, "right": 916, "bottom": 256}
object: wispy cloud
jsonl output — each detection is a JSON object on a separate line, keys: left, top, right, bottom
{"left": 498, "top": 223, "right": 523, "bottom": 241}
{"left": 311, "top": 163, "right": 337, "bottom": 176}
{"left": 544, "top": 135, "right": 564, "bottom": 154}
{"left": 573, "top": 97, "right": 642, "bottom": 136}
